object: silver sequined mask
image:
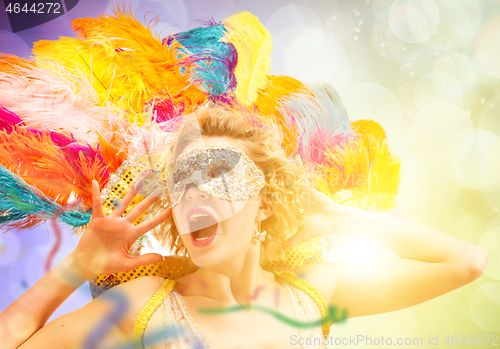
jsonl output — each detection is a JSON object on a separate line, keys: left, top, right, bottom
{"left": 166, "top": 145, "right": 266, "bottom": 207}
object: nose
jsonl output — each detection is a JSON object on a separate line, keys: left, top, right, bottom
{"left": 184, "top": 184, "right": 210, "bottom": 201}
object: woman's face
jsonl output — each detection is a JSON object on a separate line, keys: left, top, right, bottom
{"left": 171, "top": 137, "right": 263, "bottom": 268}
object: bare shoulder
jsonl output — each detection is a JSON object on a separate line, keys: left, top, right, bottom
{"left": 293, "top": 262, "right": 344, "bottom": 303}
{"left": 107, "top": 275, "right": 166, "bottom": 301}
{"left": 100, "top": 276, "right": 167, "bottom": 330}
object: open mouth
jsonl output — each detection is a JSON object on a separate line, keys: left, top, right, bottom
{"left": 186, "top": 208, "right": 219, "bottom": 247}
{"left": 189, "top": 213, "right": 218, "bottom": 241}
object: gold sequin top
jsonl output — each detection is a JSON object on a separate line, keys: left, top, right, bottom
{"left": 133, "top": 270, "right": 331, "bottom": 349}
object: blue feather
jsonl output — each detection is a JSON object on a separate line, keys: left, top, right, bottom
{"left": 308, "top": 83, "right": 353, "bottom": 134}
{"left": 286, "top": 83, "right": 355, "bottom": 148}
{"left": 166, "top": 24, "right": 238, "bottom": 96}
{"left": 0, "top": 165, "right": 91, "bottom": 230}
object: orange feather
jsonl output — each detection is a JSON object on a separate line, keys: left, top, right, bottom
{"left": 0, "top": 127, "right": 108, "bottom": 208}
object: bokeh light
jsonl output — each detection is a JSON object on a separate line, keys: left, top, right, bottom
{"left": 479, "top": 92, "right": 500, "bottom": 139}
{"left": 1, "top": 0, "right": 498, "bottom": 343}
{"left": 372, "top": 15, "right": 427, "bottom": 62}
{"left": 470, "top": 282, "right": 500, "bottom": 332}
{"left": 398, "top": 153, "right": 451, "bottom": 198}
{"left": 453, "top": 213, "right": 481, "bottom": 244}
{"left": 341, "top": 83, "right": 402, "bottom": 141}
{"left": 397, "top": 189, "right": 463, "bottom": 229}
{"left": 159, "top": 0, "right": 191, "bottom": 33}
{"left": 479, "top": 176, "right": 500, "bottom": 216}
{"left": 388, "top": 0, "right": 439, "bottom": 44}
{"left": 458, "top": 61, "right": 480, "bottom": 93}
{"left": 372, "top": 0, "right": 397, "bottom": 23}
{"left": 0, "top": 232, "right": 20, "bottom": 266}
{"left": 267, "top": 5, "right": 323, "bottom": 75}
{"left": 285, "top": 32, "right": 349, "bottom": 87}
{"left": 0, "top": 30, "right": 31, "bottom": 59}
{"left": 347, "top": 67, "right": 380, "bottom": 88}
{"left": 432, "top": 50, "right": 468, "bottom": 76}
{"left": 476, "top": 16, "right": 500, "bottom": 79}
{"left": 428, "top": 0, "right": 481, "bottom": 50}
{"left": 476, "top": 226, "right": 500, "bottom": 281}
{"left": 5, "top": 261, "right": 29, "bottom": 301}
{"left": 414, "top": 71, "right": 463, "bottom": 108}
{"left": 444, "top": 128, "right": 500, "bottom": 190}
{"left": 411, "top": 102, "right": 473, "bottom": 155}
{"left": 386, "top": 106, "right": 414, "bottom": 156}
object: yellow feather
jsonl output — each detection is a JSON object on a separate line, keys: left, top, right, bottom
{"left": 32, "top": 6, "right": 205, "bottom": 125}
{"left": 311, "top": 121, "right": 401, "bottom": 208}
{"left": 222, "top": 12, "right": 273, "bottom": 106}
{"left": 33, "top": 37, "right": 121, "bottom": 106}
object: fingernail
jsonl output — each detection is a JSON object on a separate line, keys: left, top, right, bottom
{"left": 135, "top": 179, "right": 144, "bottom": 192}
{"left": 151, "top": 187, "right": 163, "bottom": 198}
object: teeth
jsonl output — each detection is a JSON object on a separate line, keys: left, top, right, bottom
{"left": 189, "top": 213, "right": 209, "bottom": 222}
{"left": 194, "top": 236, "right": 209, "bottom": 241}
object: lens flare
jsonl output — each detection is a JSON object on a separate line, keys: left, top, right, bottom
{"left": 470, "top": 282, "right": 500, "bottom": 332}
{"left": 388, "top": 0, "right": 439, "bottom": 44}
{"left": 476, "top": 16, "right": 500, "bottom": 79}
{"left": 444, "top": 128, "right": 500, "bottom": 190}
{"left": 411, "top": 102, "right": 473, "bottom": 155}
{"left": 414, "top": 71, "right": 462, "bottom": 108}
{"left": 477, "top": 226, "right": 500, "bottom": 281}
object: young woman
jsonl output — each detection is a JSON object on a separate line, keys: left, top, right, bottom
{"left": 0, "top": 107, "right": 488, "bottom": 349}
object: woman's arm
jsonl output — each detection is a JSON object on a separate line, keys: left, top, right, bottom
{"left": 16, "top": 275, "right": 165, "bottom": 349}
{"left": 0, "top": 181, "right": 170, "bottom": 348}
{"left": 291, "top": 190, "right": 489, "bottom": 319}
{"left": 0, "top": 253, "right": 92, "bottom": 347}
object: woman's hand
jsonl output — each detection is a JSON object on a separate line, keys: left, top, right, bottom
{"left": 283, "top": 187, "right": 344, "bottom": 251}
{"left": 68, "top": 180, "right": 171, "bottom": 279}
{"left": 0, "top": 180, "right": 171, "bottom": 349}
{"left": 282, "top": 155, "right": 345, "bottom": 250}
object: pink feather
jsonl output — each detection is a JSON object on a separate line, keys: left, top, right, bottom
{"left": 299, "top": 128, "right": 354, "bottom": 166}
{"left": 0, "top": 58, "right": 130, "bottom": 146}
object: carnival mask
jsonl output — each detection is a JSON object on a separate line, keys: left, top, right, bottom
{"left": 166, "top": 145, "right": 266, "bottom": 207}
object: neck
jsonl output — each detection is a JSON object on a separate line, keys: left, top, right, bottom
{"left": 180, "top": 244, "right": 276, "bottom": 305}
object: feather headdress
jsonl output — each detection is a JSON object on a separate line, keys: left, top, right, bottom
{"left": 1, "top": 7, "right": 400, "bottom": 296}
{"left": 222, "top": 12, "right": 273, "bottom": 106}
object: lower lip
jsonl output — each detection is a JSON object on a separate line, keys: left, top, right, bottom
{"left": 190, "top": 225, "right": 218, "bottom": 248}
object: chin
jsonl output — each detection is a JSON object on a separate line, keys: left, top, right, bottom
{"left": 182, "top": 231, "right": 225, "bottom": 267}
{"left": 190, "top": 254, "right": 224, "bottom": 268}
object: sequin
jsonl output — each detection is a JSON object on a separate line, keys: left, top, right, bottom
{"left": 165, "top": 146, "right": 265, "bottom": 207}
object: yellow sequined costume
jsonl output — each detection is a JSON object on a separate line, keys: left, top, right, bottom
{"left": 131, "top": 270, "right": 330, "bottom": 349}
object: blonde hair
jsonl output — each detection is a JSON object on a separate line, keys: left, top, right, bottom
{"left": 152, "top": 106, "right": 309, "bottom": 267}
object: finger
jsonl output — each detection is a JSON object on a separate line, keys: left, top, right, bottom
{"left": 135, "top": 208, "right": 172, "bottom": 237}
{"left": 91, "top": 180, "right": 104, "bottom": 218}
{"left": 123, "top": 253, "right": 164, "bottom": 271}
{"left": 125, "top": 188, "right": 163, "bottom": 223}
{"left": 282, "top": 231, "right": 308, "bottom": 251}
{"left": 111, "top": 180, "right": 143, "bottom": 217}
